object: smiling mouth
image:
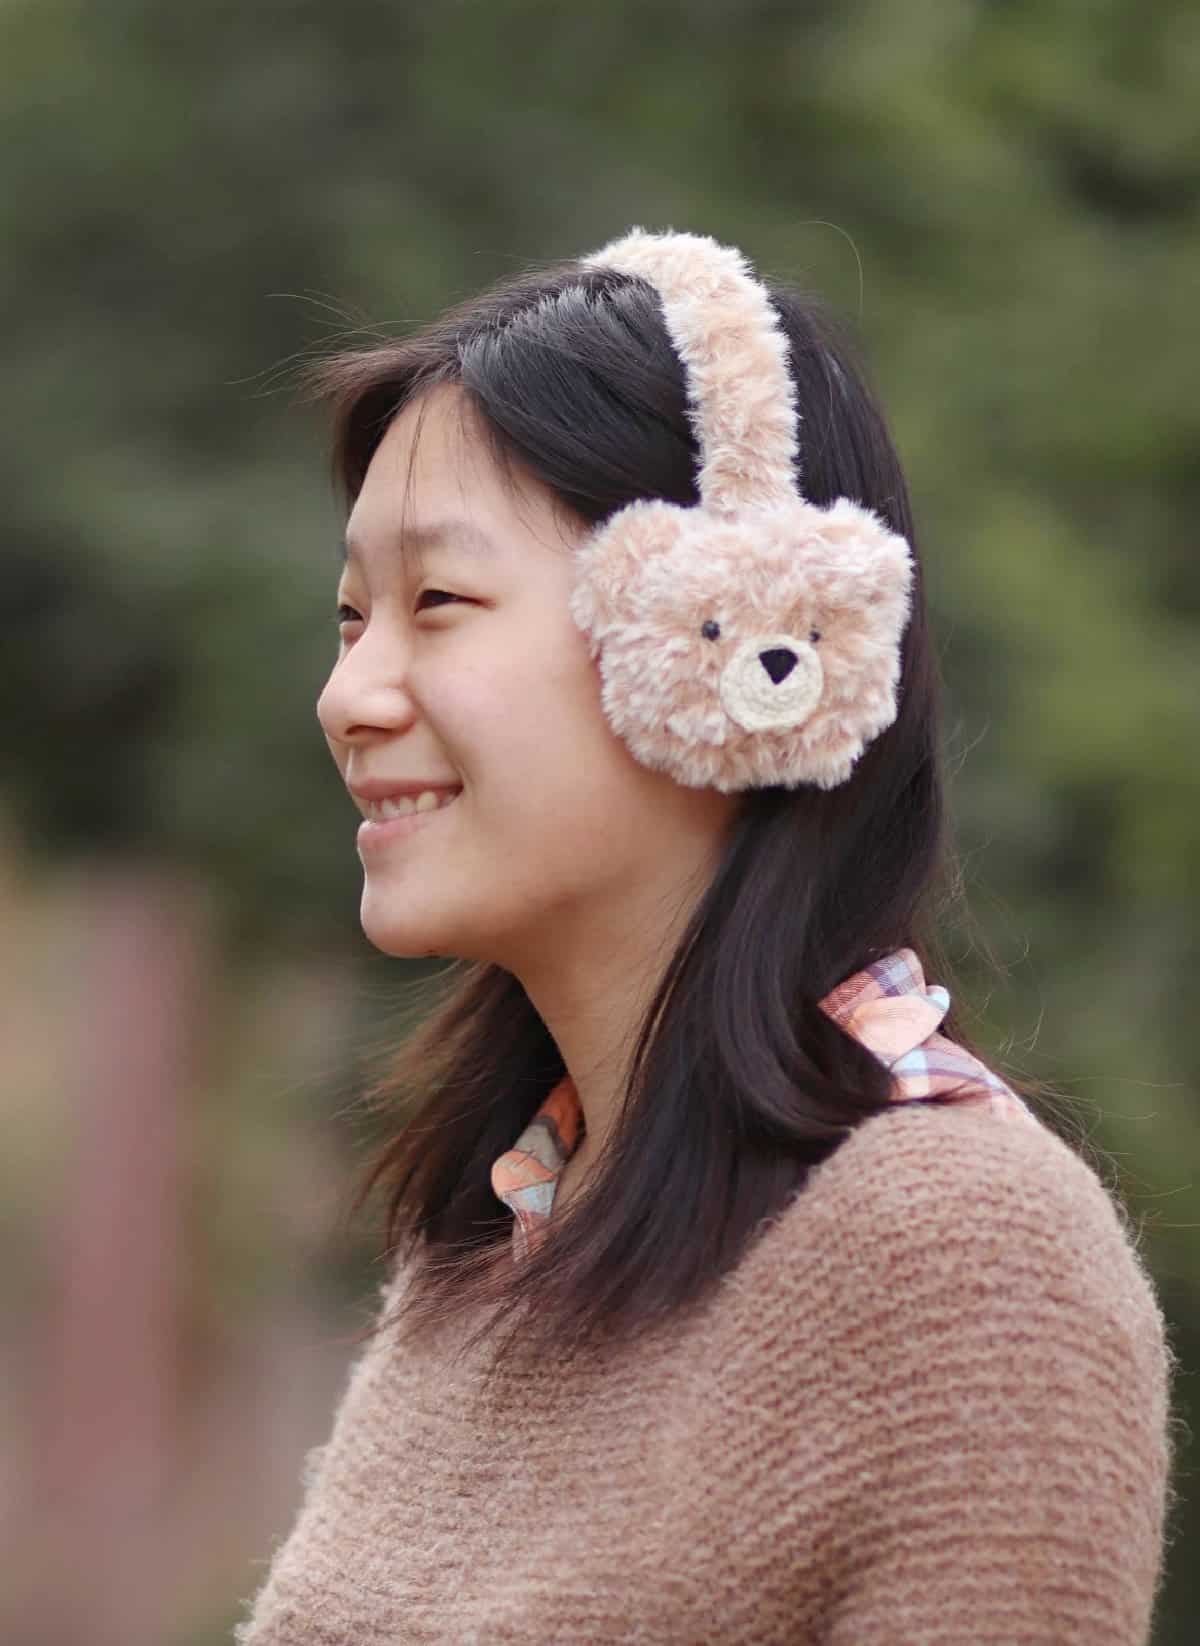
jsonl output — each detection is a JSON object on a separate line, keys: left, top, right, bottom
{"left": 362, "top": 788, "right": 462, "bottom": 822}
{"left": 357, "top": 790, "right": 462, "bottom": 851}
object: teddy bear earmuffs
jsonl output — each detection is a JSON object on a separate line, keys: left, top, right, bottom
{"left": 567, "top": 227, "right": 915, "bottom": 793}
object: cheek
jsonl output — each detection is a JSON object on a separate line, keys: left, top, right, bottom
{"left": 432, "top": 602, "right": 673, "bottom": 842}
{"left": 453, "top": 634, "right": 645, "bottom": 836}
{"left": 524, "top": 697, "right": 671, "bottom": 874}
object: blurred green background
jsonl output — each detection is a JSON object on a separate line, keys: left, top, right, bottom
{"left": 1, "top": 0, "right": 1196, "bottom": 1640}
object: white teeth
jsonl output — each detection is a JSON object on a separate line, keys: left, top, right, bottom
{"left": 370, "top": 789, "right": 460, "bottom": 822}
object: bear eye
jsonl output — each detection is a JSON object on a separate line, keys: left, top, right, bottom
{"left": 701, "top": 619, "right": 721, "bottom": 641}
{"left": 809, "top": 627, "right": 822, "bottom": 644}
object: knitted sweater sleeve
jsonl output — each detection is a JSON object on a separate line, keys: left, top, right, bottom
{"left": 779, "top": 1107, "right": 1178, "bottom": 1645}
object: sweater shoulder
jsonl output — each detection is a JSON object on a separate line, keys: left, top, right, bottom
{"left": 774, "top": 1096, "right": 1150, "bottom": 1274}
{"left": 725, "top": 1099, "right": 1180, "bottom": 1643}
{"left": 742, "top": 1098, "right": 1175, "bottom": 1403}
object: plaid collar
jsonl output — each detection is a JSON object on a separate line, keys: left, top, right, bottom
{"left": 491, "top": 947, "right": 1031, "bottom": 1263}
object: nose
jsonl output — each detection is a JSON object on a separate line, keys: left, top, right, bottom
{"left": 759, "top": 647, "right": 797, "bottom": 685}
{"left": 316, "top": 628, "right": 418, "bottom": 745}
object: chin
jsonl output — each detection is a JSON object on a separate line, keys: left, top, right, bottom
{"left": 358, "top": 884, "right": 534, "bottom": 970}
{"left": 366, "top": 934, "right": 452, "bottom": 961}
{"left": 360, "top": 900, "right": 503, "bottom": 964}
{"left": 366, "top": 932, "right": 454, "bottom": 962}
{"left": 358, "top": 902, "right": 449, "bottom": 960}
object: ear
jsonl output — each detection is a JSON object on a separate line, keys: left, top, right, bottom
{"left": 568, "top": 499, "right": 687, "bottom": 643}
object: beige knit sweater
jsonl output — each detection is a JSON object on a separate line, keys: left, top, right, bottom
{"left": 234, "top": 1099, "right": 1176, "bottom": 1644}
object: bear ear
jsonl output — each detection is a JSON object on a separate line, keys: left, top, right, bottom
{"left": 569, "top": 499, "right": 687, "bottom": 639}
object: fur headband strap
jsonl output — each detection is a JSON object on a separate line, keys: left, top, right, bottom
{"left": 581, "top": 228, "right": 801, "bottom": 512}
{"left": 567, "top": 226, "right": 915, "bottom": 793}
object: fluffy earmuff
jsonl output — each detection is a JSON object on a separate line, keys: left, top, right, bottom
{"left": 568, "top": 227, "right": 914, "bottom": 792}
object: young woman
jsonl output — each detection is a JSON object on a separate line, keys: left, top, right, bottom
{"left": 236, "top": 230, "right": 1176, "bottom": 1644}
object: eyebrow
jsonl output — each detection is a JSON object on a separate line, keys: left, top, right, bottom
{"left": 339, "top": 518, "right": 498, "bottom": 565}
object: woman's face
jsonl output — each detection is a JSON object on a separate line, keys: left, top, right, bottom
{"left": 317, "top": 382, "right": 739, "bottom": 972}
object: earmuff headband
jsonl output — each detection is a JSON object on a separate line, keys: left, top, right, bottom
{"left": 581, "top": 231, "right": 801, "bottom": 512}
{"left": 567, "top": 227, "right": 915, "bottom": 793}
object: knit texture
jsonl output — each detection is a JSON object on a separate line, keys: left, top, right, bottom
{"left": 235, "top": 1095, "right": 1176, "bottom": 1643}
{"left": 238, "top": 948, "right": 1172, "bottom": 1639}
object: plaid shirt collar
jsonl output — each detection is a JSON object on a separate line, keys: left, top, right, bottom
{"left": 491, "top": 947, "right": 1030, "bottom": 1263}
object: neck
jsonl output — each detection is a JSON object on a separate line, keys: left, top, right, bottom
{"left": 512, "top": 865, "right": 713, "bottom": 1181}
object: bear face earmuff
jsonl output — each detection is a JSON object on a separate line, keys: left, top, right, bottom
{"left": 567, "top": 226, "right": 915, "bottom": 793}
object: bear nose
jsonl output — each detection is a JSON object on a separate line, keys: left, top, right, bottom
{"left": 759, "top": 647, "right": 797, "bottom": 684}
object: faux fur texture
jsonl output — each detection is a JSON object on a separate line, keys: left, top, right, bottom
{"left": 571, "top": 226, "right": 914, "bottom": 791}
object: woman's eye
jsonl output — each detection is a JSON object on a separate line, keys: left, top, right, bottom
{"left": 335, "top": 592, "right": 463, "bottom": 625}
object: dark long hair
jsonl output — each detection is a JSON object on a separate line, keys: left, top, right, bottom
{"left": 298, "top": 254, "right": 1057, "bottom": 1377}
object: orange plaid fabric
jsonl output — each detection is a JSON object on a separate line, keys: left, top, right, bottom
{"left": 490, "top": 947, "right": 1035, "bottom": 1263}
